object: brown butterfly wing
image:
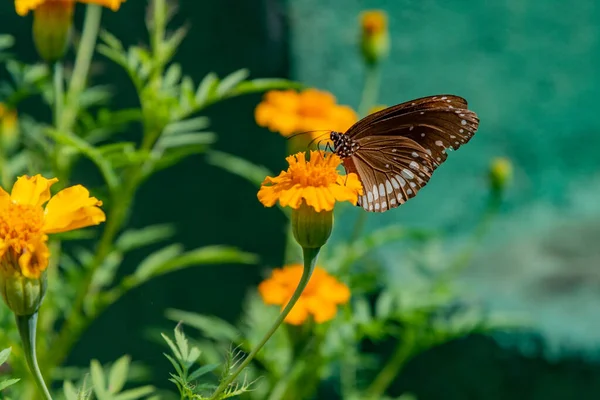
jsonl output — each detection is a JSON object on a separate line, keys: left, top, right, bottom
{"left": 344, "top": 136, "right": 436, "bottom": 212}
{"left": 342, "top": 95, "right": 479, "bottom": 213}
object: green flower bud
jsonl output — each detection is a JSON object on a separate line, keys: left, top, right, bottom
{"left": 360, "top": 10, "right": 390, "bottom": 66}
{"left": 33, "top": 2, "right": 74, "bottom": 62}
{"left": 292, "top": 202, "right": 333, "bottom": 249}
{"left": 0, "top": 272, "right": 47, "bottom": 316}
{"left": 489, "top": 157, "right": 513, "bottom": 194}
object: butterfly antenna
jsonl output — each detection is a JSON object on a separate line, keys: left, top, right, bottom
{"left": 305, "top": 131, "right": 332, "bottom": 150}
{"left": 287, "top": 129, "right": 332, "bottom": 141}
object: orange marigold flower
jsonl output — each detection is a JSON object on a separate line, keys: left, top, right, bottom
{"left": 258, "top": 264, "right": 350, "bottom": 325}
{"left": 257, "top": 150, "right": 363, "bottom": 212}
{"left": 15, "top": 0, "right": 125, "bottom": 16}
{"left": 254, "top": 89, "right": 358, "bottom": 138}
{"left": 0, "top": 175, "right": 105, "bottom": 279}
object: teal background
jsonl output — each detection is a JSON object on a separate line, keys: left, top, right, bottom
{"left": 1, "top": 0, "right": 600, "bottom": 398}
{"left": 290, "top": 0, "right": 600, "bottom": 359}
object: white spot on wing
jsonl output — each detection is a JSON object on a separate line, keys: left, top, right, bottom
{"left": 395, "top": 175, "right": 406, "bottom": 187}
{"left": 461, "top": 120, "right": 467, "bottom": 125}
{"left": 409, "top": 161, "right": 419, "bottom": 170}
{"left": 378, "top": 183, "right": 385, "bottom": 197}
{"left": 367, "top": 191, "right": 373, "bottom": 202}
{"left": 402, "top": 169, "right": 415, "bottom": 180}
{"left": 386, "top": 180, "right": 393, "bottom": 194}
{"left": 435, "top": 140, "right": 444, "bottom": 147}
{"left": 372, "top": 185, "right": 379, "bottom": 200}
{"left": 375, "top": 203, "right": 380, "bottom": 210}
{"left": 391, "top": 177, "right": 399, "bottom": 189}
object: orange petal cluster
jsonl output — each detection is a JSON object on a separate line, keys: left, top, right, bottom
{"left": 258, "top": 264, "right": 350, "bottom": 325}
{"left": 0, "top": 175, "right": 105, "bottom": 278}
{"left": 254, "top": 89, "right": 358, "bottom": 138}
{"left": 257, "top": 150, "right": 363, "bottom": 212}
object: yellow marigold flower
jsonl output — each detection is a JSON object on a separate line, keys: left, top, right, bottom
{"left": 0, "top": 175, "right": 105, "bottom": 279}
{"left": 259, "top": 264, "right": 350, "bottom": 325}
{"left": 258, "top": 150, "right": 363, "bottom": 212}
{"left": 255, "top": 89, "right": 358, "bottom": 138}
{"left": 15, "top": 0, "right": 125, "bottom": 16}
{"left": 360, "top": 10, "right": 390, "bottom": 65}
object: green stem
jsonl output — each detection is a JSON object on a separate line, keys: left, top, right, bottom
{"left": 443, "top": 191, "right": 502, "bottom": 279}
{"left": 357, "top": 65, "right": 381, "bottom": 118}
{"left": 52, "top": 62, "right": 64, "bottom": 128}
{"left": 16, "top": 313, "right": 53, "bottom": 400}
{"left": 350, "top": 65, "right": 381, "bottom": 244}
{"left": 210, "top": 247, "right": 320, "bottom": 400}
{"left": 364, "top": 329, "right": 415, "bottom": 399}
{"left": 60, "top": 5, "right": 102, "bottom": 131}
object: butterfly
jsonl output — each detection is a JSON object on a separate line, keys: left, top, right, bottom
{"left": 330, "top": 95, "right": 479, "bottom": 213}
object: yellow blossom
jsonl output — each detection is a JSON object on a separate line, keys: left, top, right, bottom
{"left": 258, "top": 264, "right": 350, "bottom": 325}
{"left": 15, "top": 0, "right": 125, "bottom": 16}
{"left": 257, "top": 150, "right": 363, "bottom": 212}
{"left": 0, "top": 175, "right": 105, "bottom": 279}
{"left": 255, "top": 89, "right": 358, "bottom": 139}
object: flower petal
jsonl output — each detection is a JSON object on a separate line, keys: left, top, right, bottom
{"left": 284, "top": 298, "right": 310, "bottom": 325}
{"left": 18, "top": 236, "right": 50, "bottom": 279}
{"left": 10, "top": 175, "right": 58, "bottom": 207}
{"left": 42, "top": 185, "right": 106, "bottom": 234}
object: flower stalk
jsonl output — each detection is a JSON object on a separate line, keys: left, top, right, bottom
{"left": 16, "top": 313, "right": 53, "bottom": 400}
{"left": 210, "top": 246, "right": 320, "bottom": 399}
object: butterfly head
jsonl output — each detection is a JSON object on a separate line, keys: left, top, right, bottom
{"left": 330, "top": 131, "right": 359, "bottom": 158}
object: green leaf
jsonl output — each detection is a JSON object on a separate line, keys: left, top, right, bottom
{"left": 0, "top": 347, "right": 11, "bottom": 365}
{"left": 47, "top": 129, "right": 119, "bottom": 191}
{"left": 158, "top": 132, "right": 216, "bottom": 149}
{"left": 206, "top": 150, "right": 273, "bottom": 188}
{"left": 163, "top": 117, "right": 210, "bottom": 136}
{"left": 134, "top": 244, "right": 184, "bottom": 281}
{"left": 108, "top": 355, "right": 131, "bottom": 394}
{"left": 149, "top": 145, "right": 211, "bottom": 174}
{"left": 161, "top": 332, "right": 182, "bottom": 360}
{"left": 216, "top": 68, "right": 249, "bottom": 97}
{"left": 195, "top": 72, "right": 218, "bottom": 105}
{"left": 90, "top": 360, "right": 108, "bottom": 397}
{"left": 0, "top": 378, "right": 19, "bottom": 392}
{"left": 229, "top": 78, "right": 304, "bottom": 96}
{"left": 163, "top": 63, "right": 182, "bottom": 88}
{"left": 116, "top": 224, "right": 176, "bottom": 253}
{"left": 141, "top": 246, "right": 258, "bottom": 281}
{"left": 174, "top": 327, "right": 190, "bottom": 361}
{"left": 63, "top": 381, "right": 79, "bottom": 400}
{"left": 187, "top": 364, "right": 218, "bottom": 382}
{"left": 163, "top": 353, "right": 183, "bottom": 376}
{"left": 0, "top": 35, "right": 14, "bottom": 51}
{"left": 113, "top": 385, "right": 155, "bottom": 400}
{"left": 166, "top": 309, "right": 239, "bottom": 342}
{"left": 99, "top": 30, "right": 124, "bottom": 52}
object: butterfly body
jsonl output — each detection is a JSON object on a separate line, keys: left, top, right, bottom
{"left": 330, "top": 95, "right": 479, "bottom": 213}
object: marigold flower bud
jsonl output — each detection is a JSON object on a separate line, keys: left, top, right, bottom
{"left": 291, "top": 202, "right": 333, "bottom": 249}
{"left": 0, "top": 271, "right": 47, "bottom": 316}
{"left": 0, "top": 104, "right": 18, "bottom": 151}
{"left": 360, "top": 10, "right": 390, "bottom": 66}
{"left": 32, "top": 1, "right": 74, "bottom": 62}
{"left": 489, "top": 157, "right": 513, "bottom": 193}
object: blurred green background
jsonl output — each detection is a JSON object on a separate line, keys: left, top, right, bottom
{"left": 2, "top": 0, "right": 600, "bottom": 398}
